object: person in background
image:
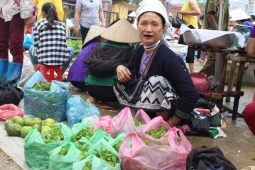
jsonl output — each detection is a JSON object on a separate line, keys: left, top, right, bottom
{"left": 115, "top": 0, "right": 199, "bottom": 127}
{"left": 179, "top": 0, "right": 201, "bottom": 73}
{"left": 199, "top": 0, "right": 229, "bottom": 76}
{"left": 242, "top": 25, "right": 255, "bottom": 136}
{"left": 250, "top": 14, "right": 255, "bottom": 24}
{"left": 74, "top": 0, "right": 105, "bottom": 44}
{"left": 34, "top": 0, "right": 64, "bottom": 21}
{"left": 0, "top": 0, "right": 34, "bottom": 86}
{"left": 30, "top": 2, "right": 74, "bottom": 72}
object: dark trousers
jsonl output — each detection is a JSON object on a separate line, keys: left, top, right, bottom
{"left": 86, "top": 85, "right": 117, "bottom": 102}
{"left": 0, "top": 14, "right": 24, "bottom": 64}
{"left": 80, "top": 26, "right": 89, "bottom": 44}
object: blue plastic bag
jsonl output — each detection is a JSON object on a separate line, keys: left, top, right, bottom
{"left": 23, "top": 34, "right": 34, "bottom": 50}
{"left": 66, "top": 95, "right": 100, "bottom": 126}
{"left": 24, "top": 71, "right": 70, "bottom": 121}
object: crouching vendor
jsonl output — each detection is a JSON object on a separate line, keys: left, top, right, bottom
{"left": 114, "top": 0, "right": 199, "bottom": 127}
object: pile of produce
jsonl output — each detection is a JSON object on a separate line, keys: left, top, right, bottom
{"left": 67, "top": 39, "right": 82, "bottom": 57}
{"left": 146, "top": 126, "right": 168, "bottom": 139}
{"left": 5, "top": 116, "right": 42, "bottom": 138}
{"left": 33, "top": 82, "right": 51, "bottom": 91}
{"left": 41, "top": 119, "right": 64, "bottom": 143}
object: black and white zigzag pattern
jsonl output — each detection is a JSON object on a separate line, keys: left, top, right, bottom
{"left": 114, "top": 76, "right": 178, "bottom": 111}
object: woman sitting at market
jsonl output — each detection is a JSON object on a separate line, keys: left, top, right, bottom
{"left": 84, "top": 19, "right": 139, "bottom": 103}
{"left": 29, "top": 2, "right": 74, "bottom": 73}
{"left": 114, "top": 0, "right": 199, "bottom": 127}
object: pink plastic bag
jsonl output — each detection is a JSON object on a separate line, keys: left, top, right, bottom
{"left": 111, "top": 107, "right": 136, "bottom": 137}
{"left": 141, "top": 116, "right": 170, "bottom": 145}
{"left": 92, "top": 115, "right": 113, "bottom": 134}
{"left": 134, "top": 109, "right": 151, "bottom": 124}
{"left": 0, "top": 104, "right": 24, "bottom": 120}
{"left": 120, "top": 131, "right": 191, "bottom": 170}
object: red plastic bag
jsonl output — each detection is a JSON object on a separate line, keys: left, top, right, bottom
{"left": 111, "top": 107, "right": 136, "bottom": 137}
{"left": 190, "top": 73, "right": 211, "bottom": 99}
{"left": 120, "top": 131, "right": 191, "bottom": 170}
{"left": 0, "top": 104, "right": 24, "bottom": 120}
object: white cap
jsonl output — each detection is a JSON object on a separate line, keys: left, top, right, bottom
{"left": 136, "top": 0, "right": 170, "bottom": 28}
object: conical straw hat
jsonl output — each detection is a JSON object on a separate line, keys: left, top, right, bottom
{"left": 84, "top": 25, "right": 106, "bottom": 45}
{"left": 100, "top": 19, "right": 141, "bottom": 43}
{"left": 230, "top": 8, "right": 251, "bottom": 21}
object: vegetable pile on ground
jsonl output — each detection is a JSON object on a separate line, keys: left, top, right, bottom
{"left": 5, "top": 116, "right": 42, "bottom": 138}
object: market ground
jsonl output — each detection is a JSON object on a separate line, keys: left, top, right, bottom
{"left": 0, "top": 62, "right": 254, "bottom": 170}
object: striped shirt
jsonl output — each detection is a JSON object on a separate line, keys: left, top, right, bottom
{"left": 33, "top": 19, "right": 69, "bottom": 65}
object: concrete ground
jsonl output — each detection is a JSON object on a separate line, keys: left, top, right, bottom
{"left": 0, "top": 61, "right": 254, "bottom": 170}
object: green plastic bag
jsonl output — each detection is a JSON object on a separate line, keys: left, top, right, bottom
{"left": 109, "top": 133, "right": 126, "bottom": 152}
{"left": 75, "top": 137, "right": 91, "bottom": 160}
{"left": 88, "top": 139, "right": 121, "bottom": 170}
{"left": 89, "top": 129, "right": 113, "bottom": 147}
{"left": 73, "top": 154, "right": 120, "bottom": 170}
{"left": 24, "top": 123, "right": 72, "bottom": 170}
{"left": 72, "top": 121, "right": 98, "bottom": 142}
{"left": 49, "top": 142, "right": 80, "bottom": 170}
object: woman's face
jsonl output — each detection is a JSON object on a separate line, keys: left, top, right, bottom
{"left": 138, "top": 12, "right": 165, "bottom": 46}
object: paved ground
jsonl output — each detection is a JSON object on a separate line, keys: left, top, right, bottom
{"left": 0, "top": 61, "right": 254, "bottom": 170}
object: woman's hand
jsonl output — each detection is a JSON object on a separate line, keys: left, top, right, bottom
{"left": 74, "top": 26, "right": 80, "bottom": 35}
{"left": 116, "top": 65, "right": 132, "bottom": 83}
{"left": 168, "top": 115, "right": 181, "bottom": 127}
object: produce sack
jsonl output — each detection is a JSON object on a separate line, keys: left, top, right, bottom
{"left": 24, "top": 71, "right": 70, "bottom": 121}
{"left": 89, "top": 129, "right": 113, "bottom": 146}
{"left": 111, "top": 107, "right": 136, "bottom": 137}
{"left": 120, "top": 131, "right": 191, "bottom": 170}
{"left": 91, "top": 115, "right": 112, "bottom": 133}
{"left": 72, "top": 121, "right": 98, "bottom": 142}
{"left": 0, "top": 104, "right": 24, "bottom": 120}
{"left": 49, "top": 142, "right": 80, "bottom": 170}
{"left": 75, "top": 137, "right": 91, "bottom": 160}
{"left": 87, "top": 139, "right": 121, "bottom": 170}
{"left": 73, "top": 155, "right": 118, "bottom": 170}
{"left": 24, "top": 123, "right": 72, "bottom": 170}
{"left": 133, "top": 109, "right": 151, "bottom": 132}
{"left": 141, "top": 116, "right": 170, "bottom": 145}
{"left": 109, "top": 133, "right": 126, "bottom": 153}
{"left": 66, "top": 95, "right": 100, "bottom": 126}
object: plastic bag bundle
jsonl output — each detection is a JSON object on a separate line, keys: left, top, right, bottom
{"left": 72, "top": 121, "right": 98, "bottom": 143}
{"left": 24, "top": 123, "right": 72, "bottom": 170}
{"left": 111, "top": 107, "right": 137, "bottom": 137}
{"left": 87, "top": 139, "right": 121, "bottom": 170}
{"left": 48, "top": 142, "right": 80, "bottom": 170}
{"left": 141, "top": 116, "right": 170, "bottom": 145}
{"left": 120, "top": 130, "right": 191, "bottom": 170}
{"left": 66, "top": 95, "right": 100, "bottom": 126}
{"left": 0, "top": 104, "right": 24, "bottom": 120}
{"left": 24, "top": 71, "right": 70, "bottom": 121}
{"left": 89, "top": 129, "right": 113, "bottom": 146}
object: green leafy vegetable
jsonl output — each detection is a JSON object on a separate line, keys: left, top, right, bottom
{"left": 66, "top": 39, "right": 82, "bottom": 56}
{"left": 58, "top": 146, "right": 69, "bottom": 156}
{"left": 251, "top": 156, "right": 255, "bottom": 161}
{"left": 41, "top": 125, "right": 64, "bottom": 143}
{"left": 82, "top": 161, "right": 92, "bottom": 170}
{"left": 112, "top": 140, "right": 123, "bottom": 152}
{"left": 93, "top": 149, "right": 119, "bottom": 167}
{"left": 146, "top": 126, "right": 167, "bottom": 139}
{"left": 72, "top": 127, "right": 95, "bottom": 142}
{"left": 134, "top": 118, "right": 144, "bottom": 127}
{"left": 33, "top": 82, "right": 51, "bottom": 91}
{"left": 76, "top": 141, "right": 89, "bottom": 160}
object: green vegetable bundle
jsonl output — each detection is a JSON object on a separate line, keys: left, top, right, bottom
{"left": 49, "top": 142, "right": 81, "bottom": 170}
{"left": 24, "top": 123, "right": 72, "bottom": 170}
{"left": 146, "top": 126, "right": 168, "bottom": 139}
{"left": 88, "top": 139, "right": 121, "bottom": 170}
{"left": 33, "top": 82, "right": 51, "bottom": 91}
{"left": 72, "top": 122, "right": 98, "bottom": 143}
